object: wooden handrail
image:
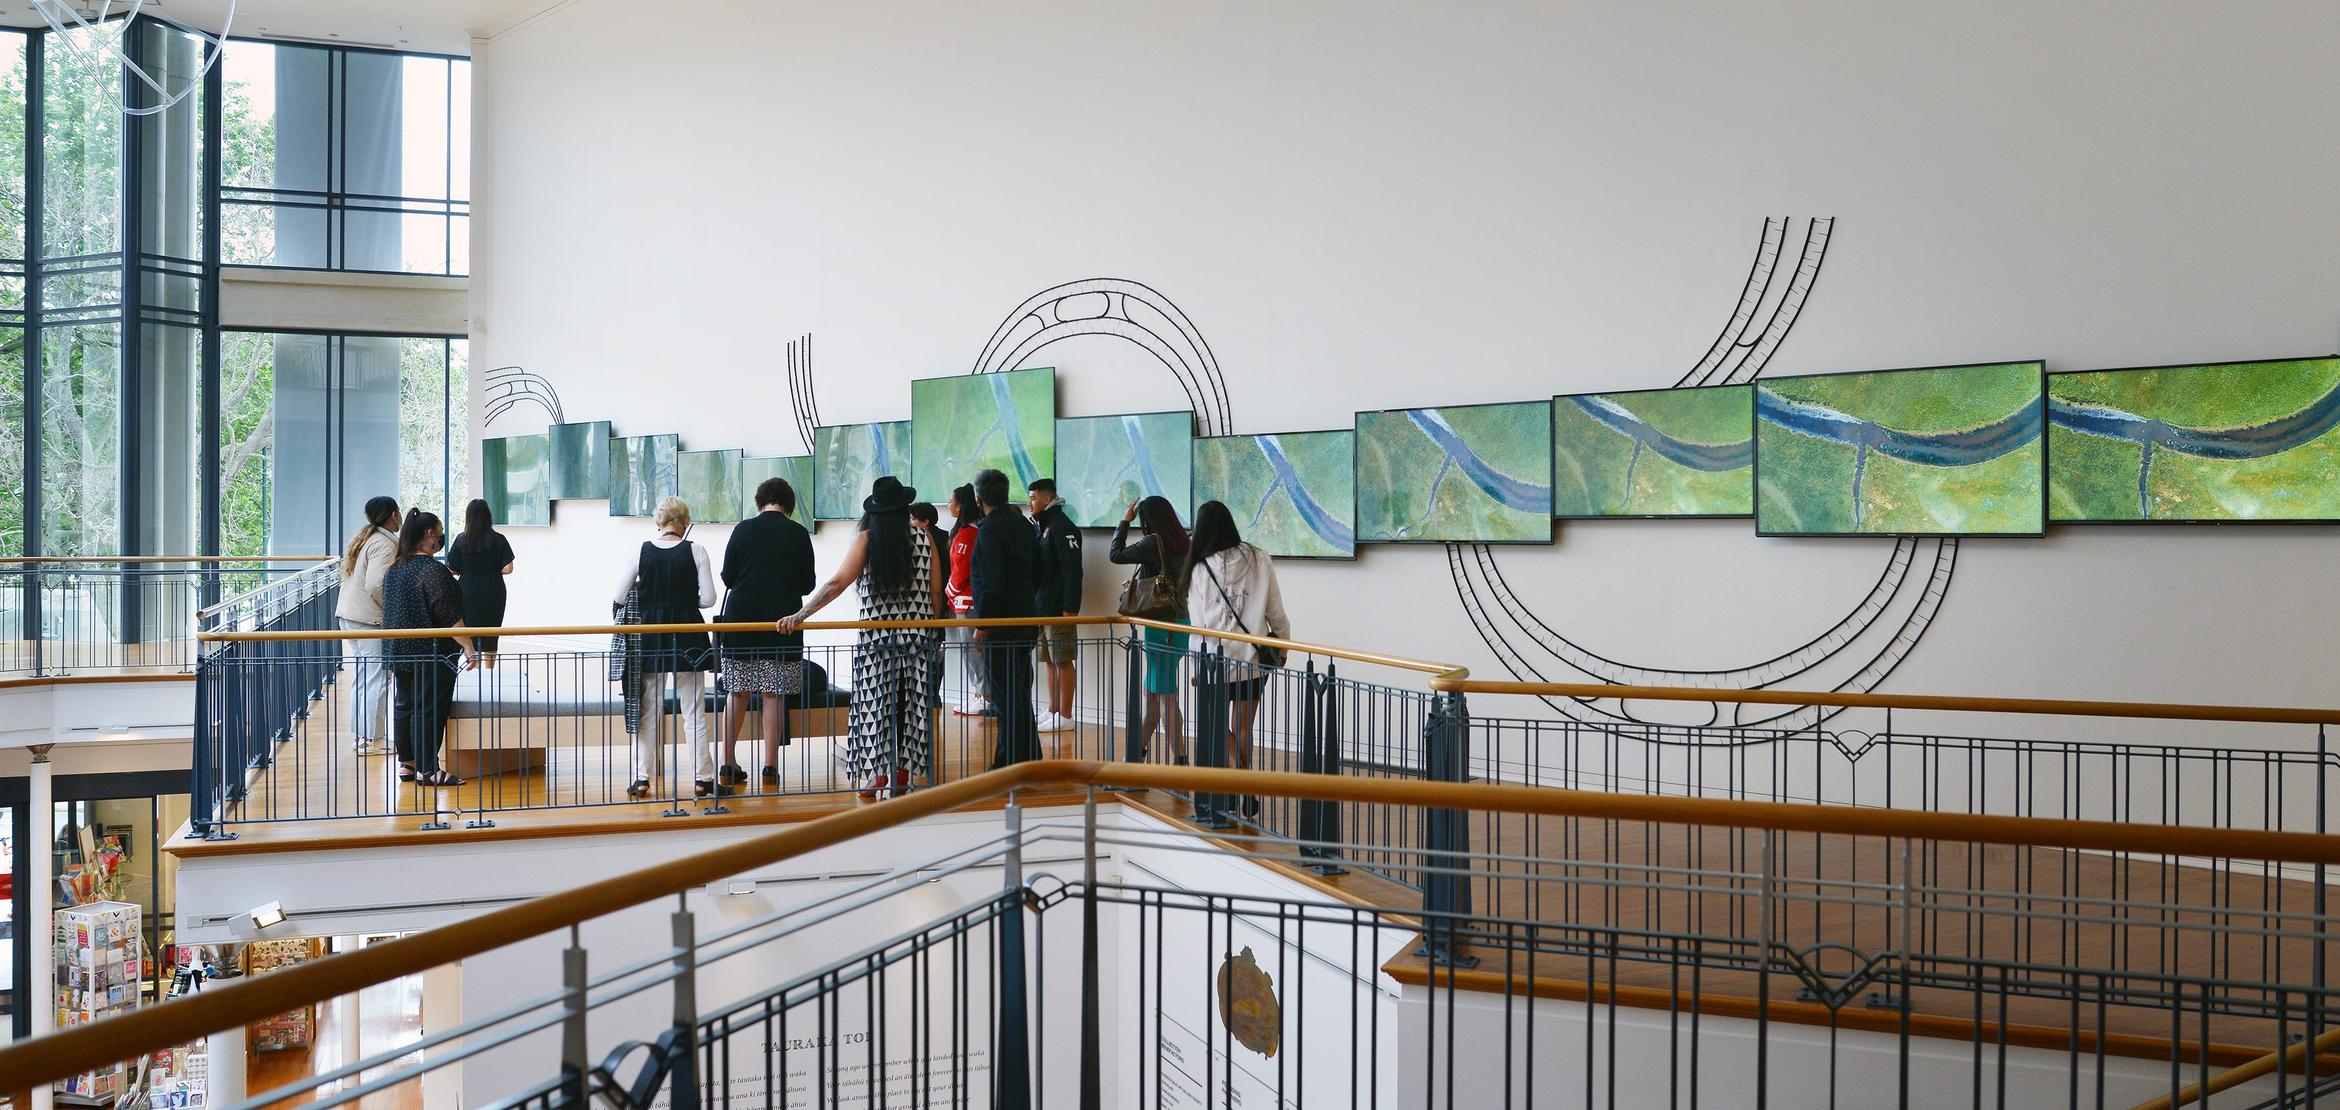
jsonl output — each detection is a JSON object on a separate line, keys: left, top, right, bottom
{"left": 201, "top": 615, "right": 1110, "bottom": 642}
{"left": 2131, "top": 1026, "right": 2340, "bottom": 1109}
{"left": 1118, "top": 615, "right": 1465, "bottom": 676}
{"left": 8, "top": 759, "right": 2340, "bottom": 1093}
{"left": 1432, "top": 677, "right": 2340, "bottom": 727}
{"left": 0, "top": 555, "right": 323, "bottom": 565}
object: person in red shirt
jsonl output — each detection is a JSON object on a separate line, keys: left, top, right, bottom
{"left": 944, "top": 484, "right": 991, "bottom": 716}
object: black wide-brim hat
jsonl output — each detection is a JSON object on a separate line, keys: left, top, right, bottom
{"left": 864, "top": 475, "right": 918, "bottom": 513}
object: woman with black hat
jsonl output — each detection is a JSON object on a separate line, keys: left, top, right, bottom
{"left": 778, "top": 475, "right": 946, "bottom": 799}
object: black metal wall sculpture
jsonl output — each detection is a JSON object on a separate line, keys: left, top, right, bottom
{"left": 1443, "top": 217, "right": 1953, "bottom": 729}
{"left": 969, "top": 277, "right": 1231, "bottom": 435}
{"left": 482, "top": 365, "right": 566, "bottom": 429}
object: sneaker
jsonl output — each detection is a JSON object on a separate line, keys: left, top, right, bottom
{"left": 1037, "top": 713, "right": 1071, "bottom": 733}
{"left": 953, "top": 699, "right": 993, "bottom": 718}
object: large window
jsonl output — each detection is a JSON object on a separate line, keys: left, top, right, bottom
{"left": 0, "top": 31, "right": 25, "bottom": 559}
{"left": 220, "top": 41, "right": 469, "bottom": 275}
{"left": 218, "top": 332, "right": 466, "bottom": 557}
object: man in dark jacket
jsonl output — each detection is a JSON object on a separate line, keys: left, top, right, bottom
{"left": 970, "top": 468, "right": 1042, "bottom": 766}
{"left": 1026, "top": 478, "right": 1084, "bottom": 733}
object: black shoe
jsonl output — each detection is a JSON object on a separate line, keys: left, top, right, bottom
{"left": 694, "top": 780, "right": 714, "bottom": 798}
{"left": 1240, "top": 795, "right": 1261, "bottom": 819}
{"left": 761, "top": 765, "right": 780, "bottom": 783}
{"left": 716, "top": 764, "right": 748, "bottom": 786}
{"left": 626, "top": 779, "right": 651, "bottom": 799}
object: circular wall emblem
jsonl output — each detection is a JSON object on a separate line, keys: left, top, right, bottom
{"left": 1214, "top": 946, "right": 1282, "bottom": 1058}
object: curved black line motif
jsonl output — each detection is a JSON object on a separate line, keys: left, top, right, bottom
{"left": 786, "top": 333, "right": 819, "bottom": 450}
{"left": 1447, "top": 216, "right": 1954, "bottom": 730}
{"left": 482, "top": 366, "right": 565, "bottom": 428}
{"left": 971, "top": 277, "right": 1232, "bottom": 436}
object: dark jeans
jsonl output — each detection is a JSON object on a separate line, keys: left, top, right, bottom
{"left": 391, "top": 659, "right": 456, "bottom": 776}
{"left": 984, "top": 630, "right": 1041, "bottom": 768}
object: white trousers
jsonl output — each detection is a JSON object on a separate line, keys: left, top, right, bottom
{"left": 634, "top": 670, "right": 715, "bottom": 783}
{"left": 340, "top": 618, "right": 391, "bottom": 741}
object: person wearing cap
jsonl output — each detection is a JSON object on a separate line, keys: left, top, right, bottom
{"left": 1026, "top": 477, "right": 1084, "bottom": 734}
{"left": 779, "top": 475, "right": 945, "bottom": 800}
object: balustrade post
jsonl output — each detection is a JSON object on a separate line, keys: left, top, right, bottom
{"left": 995, "top": 793, "right": 1034, "bottom": 1110}
{"left": 1299, "top": 664, "right": 1345, "bottom": 875}
{"left": 1078, "top": 788, "right": 1103, "bottom": 1109}
{"left": 1121, "top": 627, "right": 1145, "bottom": 765}
{"left": 192, "top": 657, "right": 217, "bottom": 838}
{"left": 562, "top": 928, "right": 590, "bottom": 1105}
{"left": 1417, "top": 691, "right": 1475, "bottom": 966}
{"left": 668, "top": 900, "right": 702, "bottom": 1110}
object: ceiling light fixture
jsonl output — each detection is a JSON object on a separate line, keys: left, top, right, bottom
{"left": 31, "top": 0, "right": 236, "bottom": 117}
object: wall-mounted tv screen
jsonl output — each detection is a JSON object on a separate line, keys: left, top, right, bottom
{"left": 546, "top": 420, "right": 613, "bottom": 501}
{"left": 608, "top": 434, "right": 679, "bottom": 518}
{"left": 910, "top": 367, "right": 1055, "bottom": 500}
{"left": 1055, "top": 411, "right": 1194, "bottom": 528}
{"left": 739, "top": 455, "right": 816, "bottom": 522}
{"left": 481, "top": 434, "right": 552, "bottom": 527}
{"left": 1356, "top": 401, "right": 1553, "bottom": 544}
{"left": 1191, "top": 431, "right": 1357, "bottom": 560}
{"left": 2048, "top": 355, "right": 2340, "bottom": 523}
{"left": 1552, "top": 385, "right": 1752, "bottom": 518}
{"left": 814, "top": 421, "right": 912, "bottom": 522}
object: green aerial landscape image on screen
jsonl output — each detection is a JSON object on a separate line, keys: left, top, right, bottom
{"left": 608, "top": 434, "right": 678, "bottom": 518}
{"left": 1552, "top": 386, "right": 1753, "bottom": 517}
{"left": 676, "top": 449, "right": 743, "bottom": 525}
{"left": 1755, "top": 361, "right": 2045, "bottom": 536}
{"left": 910, "top": 367, "right": 1055, "bottom": 500}
{"left": 1055, "top": 412, "right": 1194, "bottom": 527}
{"left": 2047, "top": 356, "right": 2340, "bottom": 523}
{"left": 483, "top": 435, "right": 552, "bottom": 527}
{"left": 546, "top": 421, "right": 612, "bottom": 501}
{"left": 814, "top": 421, "right": 912, "bottom": 521}
{"left": 1356, "top": 402, "right": 1553, "bottom": 543}
{"left": 1192, "top": 431, "right": 1357, "bottom": 559}
{"left": 739, "top": 455, "right": 816, "bottom": 521}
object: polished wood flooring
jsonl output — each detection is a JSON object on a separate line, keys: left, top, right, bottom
{"left": 248, "top": 970, "right": 425, "bottom": 1110}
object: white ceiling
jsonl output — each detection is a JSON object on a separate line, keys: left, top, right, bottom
{"left": 0, "top": 0, "right": 561, "bottom": 55}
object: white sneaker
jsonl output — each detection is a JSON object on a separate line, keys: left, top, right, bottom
{"left": 1038, "top": 713, "right": 1071, "bottom": 733}
{"left": 953, "top": 698, "right": 993, "bottom": 718}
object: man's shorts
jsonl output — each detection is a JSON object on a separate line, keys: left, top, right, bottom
{"left": 1038, "top": 622, "right": 1079, "bottom": 664}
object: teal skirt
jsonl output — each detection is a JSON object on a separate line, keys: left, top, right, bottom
{"left": 1142, "top": 626, "right": 1189, "bottom": 695}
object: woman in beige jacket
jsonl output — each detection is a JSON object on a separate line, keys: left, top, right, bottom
{"left": 334, "top": 497, "right": 402, "bottom": 755}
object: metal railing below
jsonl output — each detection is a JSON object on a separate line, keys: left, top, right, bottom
{"left": 0, "top": 557, "right": 326, "bottom": 678}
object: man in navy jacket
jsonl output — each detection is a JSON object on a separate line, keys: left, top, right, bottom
{"left": 970, "top": 468, "right": 1042, "bottom": 767}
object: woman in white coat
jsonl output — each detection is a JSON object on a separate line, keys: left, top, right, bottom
{"left": 334, "top": 496, "right": 402, "bottom": 755}
{"left": 1181, "top": 500, "right": 1291, "bottom": 778}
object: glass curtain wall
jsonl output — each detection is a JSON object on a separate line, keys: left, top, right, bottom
{"left": 218, "top": 332, "right": 465, "bottom": 557}
{"left": 221, "top": 41, "right": 469, "bottom": 275}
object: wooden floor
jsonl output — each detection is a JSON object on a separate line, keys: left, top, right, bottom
{"left": 171, "top": 666, "right": 2336, "bottom": 1071}
{"left": 0, "top": 638, "right": 198, "bottom": 676}
{"left": 248, "top": 969, "right": 426, "bottom": 1110}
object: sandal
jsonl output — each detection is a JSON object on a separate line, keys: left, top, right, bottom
{"left": 416, "top": 770, "right": 465, "bottom": 788}
{"left": 762, "top": 766, "right": 780, "bottom": 785}
{"left": 716, "top": 764, "right": 748, "bottom": 786}
{"left": 626, "top": 779, "right": 652, "bottom": 799}
{"left": 857, "top": 770, "right": 891, "bottom": 800}
{"left": 398, "top": 764, "right": 416, "bottom": 782}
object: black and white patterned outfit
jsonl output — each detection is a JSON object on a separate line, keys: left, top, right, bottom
{"left": 846, "top": 526, "right": 937, "bottom": 784}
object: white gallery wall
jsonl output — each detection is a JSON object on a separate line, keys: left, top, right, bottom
{"left": 468, "top": 0, "right": 2340, "bottom": 713}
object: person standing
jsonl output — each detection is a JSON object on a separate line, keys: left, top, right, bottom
{"left": 943, "top": 484, "right": 990, "bottom": 717}
{"left": 334, "top": 496, "right": 401, "bottom": 756}
{"left": 779, "top": 477, "right": 944, "bottom": 799}
{"left": 613, "top": 497, "right": 720, "bottom": 799}
{"left": 1111, "top": 495, "right": 1191, "bottom": 763}
{"left": 909, "top": 501, "right": 952, "bottom": 710}
{"left": 445, "top": 498, "right": 515, "bottom": 670}
{"left": 1183, "top": 500, "right": 1290, "bottom": 814}
{"left": 717, "top": 477, "right": 817, "bottom": 790}
{"left": 1026, "top": 478, "right": 1083, "bottom": 733}
{"left": 971, "top": 468, "right": 1041, "bottom": 767}
{"left": 379, "top": 511, "right": 478, "bottom": 789}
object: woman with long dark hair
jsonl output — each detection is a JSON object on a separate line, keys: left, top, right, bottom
{"left": 445, "top": 498, "right": 515, "bottom": 669}
{"left": 334, "top": 496, "right": 402, "bottom": 755}
{"left": 1182, "top": 500, "right": 1290, "bottom": 806}
{"left": 379, "top": 511, "right": 478, "bottom": 788}
{"left": 1112, "top": 495, "right": 1191, "bottom": 762}
{"left": 779, "top": 476, "right": 945, "bottom": 799}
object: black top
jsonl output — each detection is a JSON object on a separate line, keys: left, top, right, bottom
{"left": 1031, "top": 503, "right": 1084, "bottom": 615}
{"left": 446, "top": 530, "right": 513, "bottom": 626}
{"left": 1109, "top": 521, "right": 1180, "bottom": 580}
{"left": 635, "top": 540, "right": 715, "bottom": 672}
{"left": 381, "top": 556, "right": 466, "bottom": 664}
{"left": 971, "top": 504, "right": 1039, "bottom": 623}
{"left": 720, "top": 510, "right": 816, "bottom": 653}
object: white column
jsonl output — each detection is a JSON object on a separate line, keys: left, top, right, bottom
{"left": 208, "top": 1024, "right": 247, "bottom": 1105}
{"left": 420, "top": 962, "right": 463, "bottom": 1110}
{"left": 28, "top": 745, "right": 52, "bottom": 1110}
{"left": 340, "top": 978, "right": 365, "bottom": 1089}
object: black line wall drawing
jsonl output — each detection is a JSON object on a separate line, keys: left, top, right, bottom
{"left": 1445, "top": 217, "right": 1953, "bottom": 729}
{"left": 970, "top": 277, "right": 1232, "bottom": 436}
{"left": 482, "top": 365, "right": 566, "bottom": 429}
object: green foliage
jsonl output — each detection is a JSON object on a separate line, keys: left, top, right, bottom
{"left": 1356, "top": 403, "right": 1551, "bottom": 543}
{"left": 2049, "top": 358, "right": 2340, "bottom": 521}
{"left": 909, "top": 368, "right": 1055, "bottom": 500}
{"left": 1191, "top": 432, "right": 1355, "bottom": 559}
{"left": 1552, "top": 388, "right": 1752, "bottom": 517}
